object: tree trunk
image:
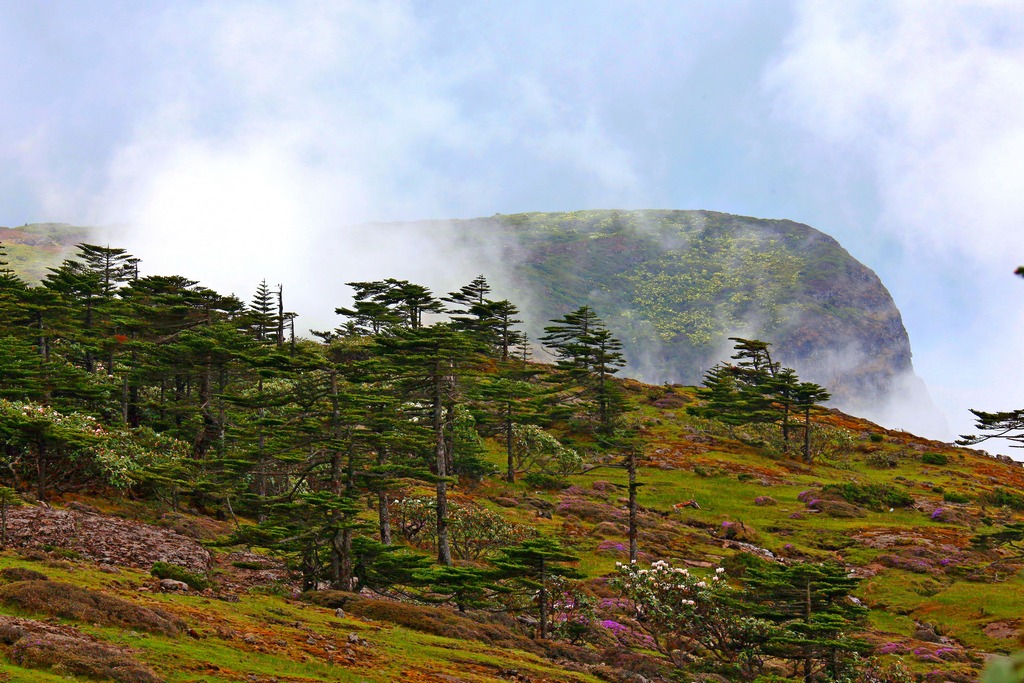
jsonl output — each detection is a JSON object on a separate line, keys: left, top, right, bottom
{"left": 434, "top": 363, "right": 452, "bottom": 566}
{"left": 803, "top": 407, "right": 812, "bottom": 463}
{"left": 376, "top": 445, "right": 392, "bottom": 545}
{"left": 538, "top": 560, "right": 548, "bottom": 639}
{"left": 628, "top": 449, "right": 638, "bottom": 564}
{"left": 505, "top": 402, "right": 515, "bottom": 483}
{"left": 35, "top": 441, "right": 46, "bottom": 503}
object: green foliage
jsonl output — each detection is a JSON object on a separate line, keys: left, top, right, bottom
{"left": 984, "top": 487, "right": 1024, "bottom": 511}
{"left": 391, "top": 497, "right": 537, "bottom": 561}
{"left": 921, "top": 452, "right": 949, "bottom": 466}
{"left": 150, "top": 561, "right": 209, "bottom": 591}
{"left": 613, "top": 560, "right": 771, "bottom": 680}
{"left": 821, "top": 483, "right": 914, "bottom": 511}
{"left": 983, "top": 652, "right": 1024, "bottom": 682}
{"left": 510, "top": 423, "right": 583, "bottom": 477}
{"left": 943, "top": 490, "right": 972, "bottom": 504}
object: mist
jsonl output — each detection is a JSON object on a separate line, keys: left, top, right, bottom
{"left": 3, "top": 2, "right": 1024, "bottom": 450}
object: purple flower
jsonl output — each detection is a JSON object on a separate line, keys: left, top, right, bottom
{"left": 600, "top": 619, "right": 627, "bottom": 634}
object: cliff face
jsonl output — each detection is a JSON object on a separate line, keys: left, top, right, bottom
{"left": 443, "top": 210, "right": 914, "bottom": 412}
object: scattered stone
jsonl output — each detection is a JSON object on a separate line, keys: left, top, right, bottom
{"left": 334, "top": 608, "right": 345, "bottom": 619}
{"left": 5, "top": 505, "right": 210, "bottom": 572}
{"left": 159, "top": 578, "right": 189, "bottom": 592}
{"left": 914, "top": 624, "right": 942, "bottom": 643}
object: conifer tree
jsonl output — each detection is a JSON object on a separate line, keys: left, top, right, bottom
{"left": 742, "top": 562, "right": 867, "bottom": 682}
{"left": 491, "top": 538, "right": 580, "bottom": 639}
{"left": 541, "top": 306, "right": 626, "bottom": 432}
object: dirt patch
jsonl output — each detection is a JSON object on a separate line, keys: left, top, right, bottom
{"left": 0, "top": 615, "right": 162, "bottom": 682}
{"left": 983, "top": 621, "right": 1020, "bottom": 639}
{"left": 0, "top": 581, "right": 184, "bottom": 635}
{"left": 5, "top": 505, "right": 210, "bottom": 572}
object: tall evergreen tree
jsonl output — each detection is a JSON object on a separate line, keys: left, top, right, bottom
{"left": 541, "top": 306, "right": 626, "bottom": 432}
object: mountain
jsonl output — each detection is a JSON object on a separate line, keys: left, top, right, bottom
{"left": 379, "top": 210, "right": 931, "bottom": 426}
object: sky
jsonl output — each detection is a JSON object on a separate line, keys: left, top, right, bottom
{"left": 1, "top": 1, "right": 1023, "bottom": 449}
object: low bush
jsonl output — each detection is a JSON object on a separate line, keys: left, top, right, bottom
{"left": 921, "top": 452, "right": 949, "bottom": 466}
{"left": 866, "top": 451, "right": 898, "bottom": 468}
{"left": 0, "top": 567, "right": 48, "bottom": 583}
{"left": 983, "top": 487, "right": 1024, "bottom": 511}
{"left": 151, "top": 561, "right": 209, "bottom": 590}
{"left": 821, "top": 483, "right": 914, "bottom": 511}
{"left": 523, "top": 472, "right": 570, "bottom": 490}
{"left": 0, "top": 581, "right": 184, "bottom": 635}
{"left": 943, "top": 491, "right": 971, "bottom": 504}
{"left": 9, "top": 629, "right": 162, "bottom": 683}
{"left": 339, "top": 595, "right": 542, "bottom": 653}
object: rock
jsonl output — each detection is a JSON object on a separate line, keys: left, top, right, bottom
{"left": 914, "top": 624, "right": 942, "bottom": 643}
{"left": 347, "top": 632, "right": 361, "bottom": 644}
{"left": 334, "top": 608, "right": 345, "bottom": 619}
{"left": 983, "top": 621, "right": 1020, "bottom": 639}
{"left": 159, "top": 578, "right": 189, "bottom": 592}
{"left": 754, "top": 496, "right": 777, "bottom": 506}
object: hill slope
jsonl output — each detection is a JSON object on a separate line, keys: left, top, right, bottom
{"left": 0, "top": 378, "right": 1022, "bottom": 682}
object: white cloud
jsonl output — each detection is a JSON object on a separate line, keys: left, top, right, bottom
{"left": 765, "top": 0, "right": 1024, "bottom": 445}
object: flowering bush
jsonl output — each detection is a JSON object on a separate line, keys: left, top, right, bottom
{"left": 548, "top": 576, "right": 596, "bottom": 644}
{"left": 391, "top": 497, "right": 536, "bottom": 560}
{"left": 611, "top": 560, "right": 771, "bottom": 679}
{"left": 0, "top": 400, "right": 188, "bottom": 489}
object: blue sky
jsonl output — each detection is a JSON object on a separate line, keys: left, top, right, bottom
{"left": 2, "top": 1, "right": 1024, "bottom": 445}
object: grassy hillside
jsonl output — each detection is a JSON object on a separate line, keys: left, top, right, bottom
{"left": 0, "top": 223, "right": 86, "bottom": 283}
{"left": 1, "top": 376, "right": 1021, "bottom": 682}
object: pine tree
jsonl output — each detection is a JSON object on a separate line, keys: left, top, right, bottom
{"left": 541, "top": 306, "right": 626, "bottom": 432}
{"left": 742, "top": 562, "right": 867, "bottom": 682}
{"left": 374, "top": 322, "right": 484, "bottom": 565}
{"left": 491, "top": 537, "right": 580, "bottom": 639}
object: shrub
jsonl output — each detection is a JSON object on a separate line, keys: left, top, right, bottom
{"left": 0, "top": 567, "right": 48, "bottom": 583}
{"left": 523, "top": 472, "right": 570, "bottom": 490}
{"left": 10, "top": 630, "right": 163, "bottom": 683}
{"left": 822, "top": 483, "right": 913, "bottom": 511}
{"left": 943, "top": 491, "right": 971, "bottom": 504}
{"left": 984, "top": 488, "right": 1024, "bottom": 511}
{"left": 391, "top": 497, "right": 538, "bottom": 560}
{"left": 151, "top": 561, "right": 209, "bottom": 591}
{"left": 341, "top": 595, "right": 540, "bottom": 653}
{"left": 0, "top": 581, "right": 184, "bottom": 635}
{"left": 921, "top": 452, "right": 949, "bottom": 466}
{"left": 869, "top": 433, "right": 885, "bottom": 443}
{"left": 866, "top": 451, "right": 898, "bottom": 468}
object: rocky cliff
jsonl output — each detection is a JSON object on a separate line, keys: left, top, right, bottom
{"left": 432, "top": 209, "right": 916, "bottom": 415}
